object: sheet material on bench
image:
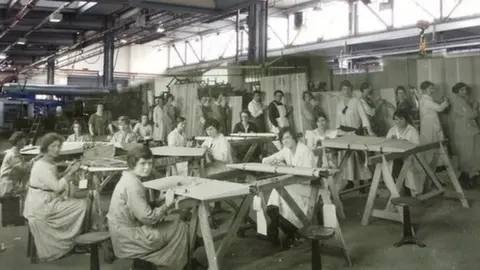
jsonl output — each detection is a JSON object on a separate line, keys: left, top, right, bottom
{"left": 150, "top": 146, "right": 206, "bottom": 157}
{"left": 79, "top": 157, "right": 128, "bottom": 172}
{"left": 143, "top": 176, "right": 250, "bottom": 201}
{"left": 227, "top": 163, "right": 335, "bottom": 177}
{"left": 20, "top": 142, "right": 85, "bottom": 155}
{"left": 321, "top": 135, "right": 416, "bottom": 153}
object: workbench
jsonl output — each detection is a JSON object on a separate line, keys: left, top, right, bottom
{"left": 143, "top": 176, "right": 252, "bottom": 270}
{"left": 321, "top": 135, "right": 469, "bottom": 225}
{"left": 226, "top": 163, "right": 352, "bottom": 267}
{"left": 195, "top": 133, "right": 276, "bottom": 163}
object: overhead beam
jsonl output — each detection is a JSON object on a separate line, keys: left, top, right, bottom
{"left": 8, "top": 0, "right": 19, "bottom": 11}
{"left": 47, "top": 0, "right": 220, "bottom": 14}
{"left": 167, "top": 16, "right": 480, "bottom": 73}
{"left": 78, "top": 1, "right": 97, "bottom": 14}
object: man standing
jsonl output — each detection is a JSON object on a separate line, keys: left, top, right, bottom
{"left": 152, "top": 97, "right": 166, "bottom": 142}
{"left": 88, "top": 103, "right": 113, "bottom": 140}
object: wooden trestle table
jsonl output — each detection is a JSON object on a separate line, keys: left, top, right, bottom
{"left": 320, "top": 135, "right": 469, "bottom": 226}
{"left": 226, "top": 163, "right": 352, "bottom": 267}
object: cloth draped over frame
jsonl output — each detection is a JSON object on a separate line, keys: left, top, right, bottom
{"left": 23, "top": 159, "right": 86, "bottom": 261}
{"left": 107, "top": 171, "right": 188, "bottom": 269}
{"left": 255, "top": 142, "right": 317, "bottom": 234}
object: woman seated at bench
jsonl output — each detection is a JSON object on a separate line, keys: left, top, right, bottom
{"left": 167, "top": 116, "right": 193, "bottom": 147}
{"left": 201, "top": 118, "right": 234, "bottom": 175}
{"left": 133, "top": 114, "right": 153, "bottom": 141}
{"left": 107, "top": 145, "right": 189, "bottom": 269}
{"left": 23, "top": 133, "right": 86, "bottom": 261}
{"left": 0, "top": 131, "right": 36, "bottom": 197}
{"left": 258, "top": 127, "right": 317, "bottom": 248}
{"left": 66, "top": 121, "right": 91, "bottom": 142}
{"left": 110, "top": 116, "right": 138, "bottom": 146}
{"left": 386, "top": 109, "right": 424, "bottom": 197}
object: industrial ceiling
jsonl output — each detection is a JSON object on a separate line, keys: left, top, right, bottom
{"left": 0, "top": 0, "right": 255, "bottom": 71}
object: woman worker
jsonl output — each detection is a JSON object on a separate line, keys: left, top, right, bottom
{"left": 256, "top": 128, "right": 317, "bottom": 248}
{"left": 0, "top": 131, "right": 37, "bottom": 197}
{"left": 23, "top": 133, "right": 86, "bottom": 261}
{"left": 110, "top": 116, "right": 138, "bottom": 146}
{"left": 167, "top": 116, "right": 188, "bottom": 147}
{"left": 133, "top": 114, "right": 153, "bottom": 141}
{"left": 305, "top": 114, "right": 338, "bottom": 168}
{"left": 107, "top": 145, "right": 189, "bottom": 269}
{"left": 336, "top": 80, "right": 374, "bottom": 191}
{"left": 66, "top": 121, "right": 91, "bottom": 142}
{"left": 386, "top": 110, "right": 424, "bottom": 197}
{"left": 451, "top": 82, "right": 480, "bottom": 188}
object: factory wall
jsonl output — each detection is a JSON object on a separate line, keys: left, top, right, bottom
{"left": 309, "top": 57, "right": 418, "bottom": 91}
{"left": 25, "top": 42, "right": 169, "bottom": 85}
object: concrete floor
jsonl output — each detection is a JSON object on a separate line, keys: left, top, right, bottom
{"left": 1, "top": 187, "right": 479, "bottom": 270}
{"left": 0, "top": 140, "right": 478, "bottom": 270}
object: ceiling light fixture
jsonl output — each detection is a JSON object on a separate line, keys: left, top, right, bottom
{"left": 49, "top": 13, "right": 63, "bottom": 23}
{"left": 0, "top": 53, "right": 7, "bottom": 60}
{"left": 17, "top": 38, "right": 26, "bottom": 45}
{"left": 157, "top": 26, "right": 165, "bottom": 33}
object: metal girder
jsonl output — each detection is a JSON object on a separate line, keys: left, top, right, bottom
{"left": 361, "top": 1, "right": 391, "bottom": 29}
{"left": 408, "top": 0, "right": 436, "bottom": 20}
{"left": 8, "top": 0, "right": 19, "bottom": 11}
{"left": 0, "top": 34, "right": 75, "bottom": 45}
{"left": 271, "top": 0, "right": 347, "bottom": 17}
{"left": 78, "top": 1, "right": 97, "bottom": 14}
{"left": 2, "top": 48, "right": 56, "bottom": 56}
{"left": 49, "top": 0, "right": 221, "bottom": 15}
{"left": 445, "top": 0, "right": 464, "bottom": 21}
{"left": 167, "top": 16, "right": 480, "bottom": 73}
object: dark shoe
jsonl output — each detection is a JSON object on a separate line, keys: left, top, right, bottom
{"left": 459, "top": 172, "right": 471, "bottom": 190}
{"left": 344, "top": 181, "right": 354, "bottom": 190}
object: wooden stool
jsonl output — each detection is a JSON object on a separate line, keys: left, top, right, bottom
{"left": 131, "top": 258, "right": 156, "bottom": 270}
{"left": 298, "top": 225, "right": 335, "bottom": 270}
{"left": 74, "top": 232, "right": 110, "bottom": 270}
{"left": 391, "top": 197, "right": 426, "bottom": 248}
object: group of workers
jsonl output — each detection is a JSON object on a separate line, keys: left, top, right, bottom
{"left": 0, "top": 78, "right": 479, "bottom": 269}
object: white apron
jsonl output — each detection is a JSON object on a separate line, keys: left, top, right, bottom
{"left": 271, "top": 103, "right": 290, "bottom": 134}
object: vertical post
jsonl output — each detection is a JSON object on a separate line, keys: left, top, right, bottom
{"left": 248, "top": 1, "right": 268, "bottom": 63}
{"left": 46, "top": 57, "right": 55, "bottom": 85}
{"left": 103, "top": 33, "right": 115, "bottom": 88}
{"left": 235, "top": 9, "right": 240, "bottom": 62}
{"left": 348, "top": 0, "right": 358, "bottom": 36}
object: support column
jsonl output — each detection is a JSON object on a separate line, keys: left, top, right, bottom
{"left": 247, "top": 1, "right": 268, "bottom": 63}
{"left": 47, "top": 57, "right": 55, "bottom": 85}
{"left": 348, "top": 0, "right": 358, "bottom": 36}
{"left": 103, "top": 33, "right": 115, "bottom": 88}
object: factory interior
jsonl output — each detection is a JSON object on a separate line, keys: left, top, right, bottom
{"left": 1, "top": 0, "right": 480, "bottom": 269}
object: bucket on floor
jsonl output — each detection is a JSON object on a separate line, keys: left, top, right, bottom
{"left": 0, "top": 195, "right": 25, "bottom": 227}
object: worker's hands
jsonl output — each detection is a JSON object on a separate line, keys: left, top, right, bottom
{"left": 66, "top": 160, "right": 81, "bottom": 175}
{"left": 165, "top": 189, "right": 177, "bottom": 209}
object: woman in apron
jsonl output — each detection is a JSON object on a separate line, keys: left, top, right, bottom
{"left": 267, "top": 90, "right": 291, "bottom": 134}
{"left": 255, "top": 127, "right": 317, "bottom": 249}
{"left": 336, "top": 80, "right": 374, "bottom": 191}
